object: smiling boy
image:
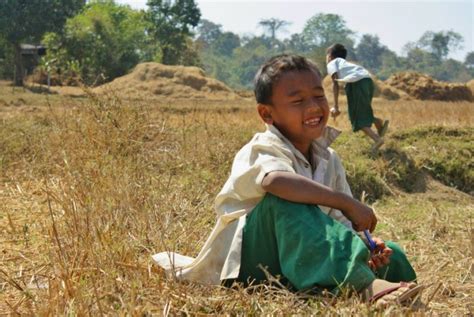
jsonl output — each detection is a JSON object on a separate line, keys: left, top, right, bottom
{"left": 154, "top": 54, "right": 422, "bottom": 307}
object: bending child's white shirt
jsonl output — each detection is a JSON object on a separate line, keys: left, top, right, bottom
{"left": 153, "top": 124, "right": 355, "bottom": 285}
{"left": 327, "top": 57, "right": 371, "bottom": 83}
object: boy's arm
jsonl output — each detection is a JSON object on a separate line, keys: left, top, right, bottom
{"left": 331, "top": 73, "right": 340, "bottom": 117}
{"left": 262, "top": 171, "right": 377, "bottom": 232}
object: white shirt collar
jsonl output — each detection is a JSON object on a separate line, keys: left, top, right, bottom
{"left": 266, "top": 124, "right": 341, "bottom": 162}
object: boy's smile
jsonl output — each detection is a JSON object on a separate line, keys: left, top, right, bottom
{"left": 258, "top": 69, "right": 329, "bottom": 159}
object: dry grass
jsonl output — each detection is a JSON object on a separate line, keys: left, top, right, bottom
{"left": 0, "top": 83, "right": 473, "bottom": 315}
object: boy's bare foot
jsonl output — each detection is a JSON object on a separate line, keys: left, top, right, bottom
{"left": 377, "top": 120, "right": 390, "bottom": 137}
{"left": 362, "top": 279, "right": 423, "bottom": 308}
{"left": 370, "top": 138, "right": 384, "bottom": 153}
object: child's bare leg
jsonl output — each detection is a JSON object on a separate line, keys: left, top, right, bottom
{"left": 362, "top": 127, "right": 384, "bottom": 152}
{"left": 361, "top": 127, "right": 381, "bottom": 143}
{"left": 374, "top": 117, "right": 384, "bottom": 131}
{"left": 374, "top": 117, "right": 390, "bottom": 137}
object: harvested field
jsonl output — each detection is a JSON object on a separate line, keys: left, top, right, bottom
{"left": 0, "top": 80, "right": 473, "bottom": 315}
{"left": 94, "top": 62, "right": 241, "bottom": 100}
{"left": 385, "top": 72, "right": 473, "bottom": 101}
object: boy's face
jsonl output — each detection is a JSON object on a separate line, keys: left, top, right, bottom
{"left": 258, "top": 69, "right": 329, "bottom": 156}
{"left": 326, "top": 54, "right": 334, "bottom": 64}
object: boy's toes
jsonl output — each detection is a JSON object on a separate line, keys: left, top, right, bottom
{"left": 372, "top": 282, "right": 424, "bottom": 309}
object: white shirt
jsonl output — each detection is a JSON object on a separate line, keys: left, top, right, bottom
{"left": 153, "top": 124, "right": 354, "bottom": 285}
{"left": 327, "top": 58, "right": 371, "bottom": 83}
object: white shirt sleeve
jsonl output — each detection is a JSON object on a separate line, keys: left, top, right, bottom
{"left": 215, "top": 140, "right": 295, "bottom": 215}
{"left": 326, "top": 58, "right": 339, "bottom": 77}
{"left": 232, "top": 145, "right": 295, "bottom": 196}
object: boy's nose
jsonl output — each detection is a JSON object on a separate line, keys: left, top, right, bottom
{"left": 308, "top": 97, "right": 323, "bottom": 109}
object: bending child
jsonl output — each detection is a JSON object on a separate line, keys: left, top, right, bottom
{"left": 154, "top": 54, "right": 422, "bottom": 308}
{"left": 326, "top": 43, "right": 389, "bottom": 152}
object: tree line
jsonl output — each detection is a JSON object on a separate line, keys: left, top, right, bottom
{"left": 0, "top": 0, "right": 472, "bottom": 88}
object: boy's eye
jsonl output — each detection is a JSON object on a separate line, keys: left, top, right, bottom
{"left": 292, "top": 99, "right": 303, "bottom": 104}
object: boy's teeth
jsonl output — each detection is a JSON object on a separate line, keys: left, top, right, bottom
{"left": 305, "top": 118, "right": 320, "bottom": 124}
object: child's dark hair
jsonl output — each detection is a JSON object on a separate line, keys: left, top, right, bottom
{"left": 254, "top": 54, "right": 321, "bottom": 105}
{"left": 326, "top": 43, "right": 347, "bottom": 59}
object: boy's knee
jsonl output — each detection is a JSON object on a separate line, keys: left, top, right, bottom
{"left": 383, "top": 241, "right": 417, "bottom": 282}
{"left": 386, "top": 241, "right": 408, "bottom": 262}
{"left": 265, "top": 193, "right": 322, "bottom": 213}
{"left": 255, "top": 193, "right": 323, "bottom": 220}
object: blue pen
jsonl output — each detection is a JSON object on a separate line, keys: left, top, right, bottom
{"left": 364, "top": 229, "right": 377, "bottom": 252}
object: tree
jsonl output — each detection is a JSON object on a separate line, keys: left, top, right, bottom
{"left": 258, "top": 18, "right": 290, "bottom": 45}
{"left": 232, "top": 36, "right": 281, "bottom": 88}
{"left": 377, "top": 51, "right": 406, "bottom": 80}
{"left": 42, "top": 2, "right": 150, "bottom": 85}
{"left": 0, "top": 35, "right": 14, "bottom": 79}
{"left": 436, "top": 58, "right": 471, "bottom": 82}
{"left": 417, "top": 30, "right": 463, "bottom": 60}
{"left": 196, "top": 19, "right": 240, "bottom": 57}
{"left": 146, "top": 0, "right": 201, "bottom": 65}
{"left": 464, "top": 51, "right": 474, "bottom": 68}
{"left": 356, "top": 34, "right": 390, "bottom": 72}
{"left": 0, "top": 0, "right": 85, "bottom": 85}
{"left": 212, "top": 32, "right": 240, "bottom": 57}
{"left": 196, "top": 19, "right": 223, "bottom": 47}
{"left": 406, "top": 48, "right": 438, "bottom": 70}
{"left": 302, "top": 13, "right": 355, "bottom": 50}
{"left": 284, "top": 33, "right": 310, "bottom": 53}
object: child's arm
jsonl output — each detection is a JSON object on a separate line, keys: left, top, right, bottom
{"left": 262, "top": 171, "right": 377, "bottom": 232}
{"left": 330, "top": 73, "right": 341, "bottom": 118}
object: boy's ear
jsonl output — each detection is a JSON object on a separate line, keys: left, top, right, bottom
{"left": 257, "top": 103, "right": 273, "bottom": 124}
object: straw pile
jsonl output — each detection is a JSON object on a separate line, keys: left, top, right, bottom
{"left": 373, "top": 78, "right": 410, "bottom": 100}
{"left": 385, "top": 72, "right": 472, "bottom": 101}
{"left": 94, "top": 62, "right": 241, "bottom": 100}
{"left": 466, "top": 79, "right": 474, "bottom": 96}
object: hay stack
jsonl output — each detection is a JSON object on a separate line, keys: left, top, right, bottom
{"left": 373, "top": 78, "right": 409, "bottom": 100}
{"left": 385, "top": 72, "right": 472, "bottom": 101}
{"left": 94, "top": 62, "right": 240, "bottom": 100}
{"left": 466, "top": 79, "right": 474, "bottom": 96}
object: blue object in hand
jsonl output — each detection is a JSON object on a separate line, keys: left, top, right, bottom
{"left": 364, "top": 229, "right": 377, "bottom": 252}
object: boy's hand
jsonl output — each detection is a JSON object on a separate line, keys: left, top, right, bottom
{"left": 368, "top": 237, "right": 393, "bottom": 270}
{"left": 343, "top": 200, "right": 377, "bottom": 232}
{"left": 330, "top": 107, "right": 340, "bottom": 118}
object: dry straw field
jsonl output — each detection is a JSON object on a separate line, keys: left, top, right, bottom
{"left": 0, "top": 80, "right": 473, "bottom": 315}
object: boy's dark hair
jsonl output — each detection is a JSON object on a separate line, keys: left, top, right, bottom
{"left": 326, "top": 43, "right": 347, "bottom": 59}
{"left": 254, "top": 54, "right": 321, "bottom": 105}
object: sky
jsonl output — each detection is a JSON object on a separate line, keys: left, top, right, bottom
{"left": 116, "top": 0, "right": 473, "bottom": 61}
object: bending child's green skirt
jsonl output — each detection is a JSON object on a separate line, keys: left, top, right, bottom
{"left": 234, "top": 194, "right": 416, "bottom": 293}
{"left": 345, "top": 77, "right": 376, "bottom": 132}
